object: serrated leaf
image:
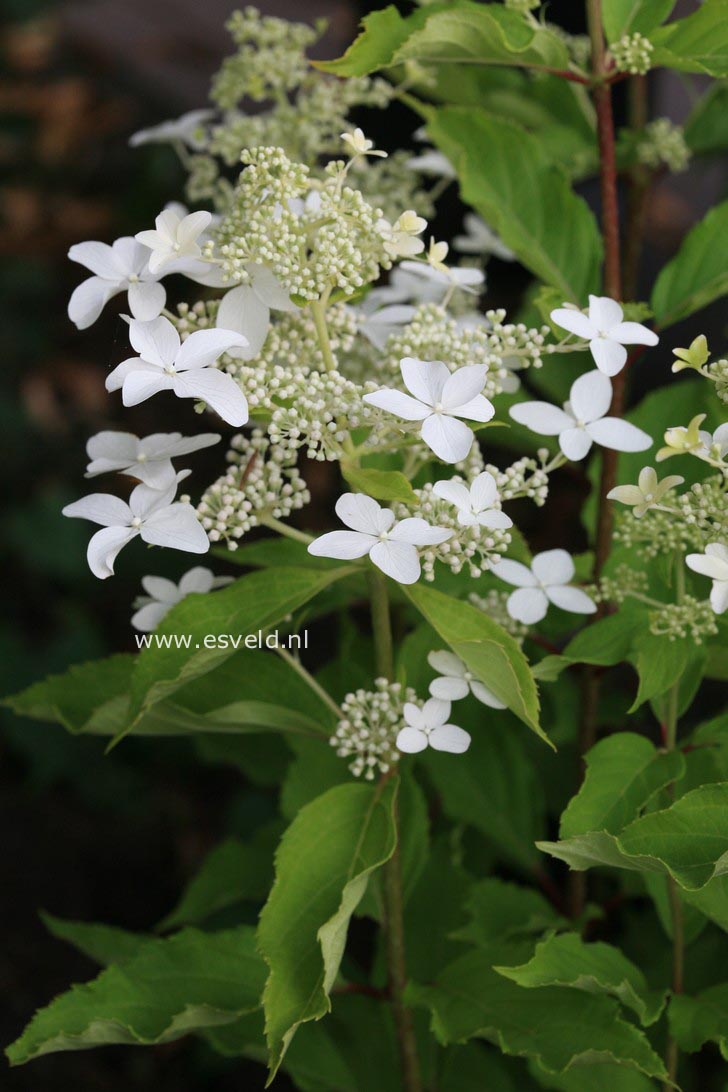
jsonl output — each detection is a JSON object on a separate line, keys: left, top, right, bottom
{"left": 528, "top": 1057, "right": 659, "bottom": 1092}
{"left": 6, "top": 927, "right": 265, "bottom": 1065}
{"left": 258, "top": 779, "right": 398, "bottom": 1080}
{"left": 651, "top": 0, "right": 728, "bottom": 77}
{"left": 668, "top": 984, "right": 728, "bottom": 1059}
{"left": 40, "top": 913, "right": 151, "bottom": 967}
{"left": 454, "top": 878, "right": 566, "bottom": 946}
{"left": 407, "top": 947, "right": 668, "bottom": 1080}
{"left": 2, "top": 654, "right": 133, "bottom": 733}
{"left": 427, "top": 108, "right": 602, "bottom": 302}
{"left": 495, "top": 933, "right": 665, "bottom": 1026}
{"left": 651, "top": 199, "right": 728, "bottom": 326}
{"left": 602, "top": 0, "right": 676, "bottom": 41}
{"left": 403, "top": 581, "right": 545, "bottom": 743}
{"left": 340, "top": 463, "right": 418, "bottom": 504}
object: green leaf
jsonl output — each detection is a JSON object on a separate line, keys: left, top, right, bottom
{"left": 668, "top": 983, "right": 728, "bottom": 1059}
{"left": 3, "top": 654, "right": 133, "bottom": 733}
{"left": 454, "top": 879, "right": 566, "bottom": 946}
{"left": 215, "top": 536, "right": 335, "bottom": 569}
{"left": 258, "top": 779, "right": 398, "bottom": 1079}
{"left": 651, "top": 0, "right": 728, "bottom": 76}
{"left": 403, "top": 581, "right": 545, "bottom": 743}
{"left": 6, "top": 926, "right": 266, "bottom": 1065}
{"left": 407, "top": 948, "right": 668, "bottom": 1080}
{"left": 495, "top": 933, "right": 665, "bottom": 1026}
{"left": 126, "top": 566, "right": 350, "bottom": 730}
{"left": 315, "top": 5, "right": 418, "bottom": 76}
{"left": 529, "top": 1058, "right": 659, "bottom": 1092}
{"left": 651, "top": 199, "right": 728, "bottom": 326}
{"left": 340, "top": 464, "right": 418, "bottom": 504}
{"left": 428, "top": 108, "right": 602, "bottom": 302}
{"left": 534, "top": 608, "right": 650, "bottom": 681}
{"left": 602, "top": 0, "right": 675, "bottom": 40}
{"left": 559, "top": 732, "right": 685, "bottom": 839}
{"left": 685, "top": 82, "right": 728, "bottom": 155}
{"left": 40, "top": 913, "right": 151, "bottom": 967}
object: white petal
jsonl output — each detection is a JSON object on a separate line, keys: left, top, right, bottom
{"left": 609, "top": 321, "right": 658, "bottom": 347}
{"left": 429, "top": 724, "right": 471, "bottom": 753}
{"left": 141, "top": 575, "right": 180, "bottom": 602}
{"left": 546, "top": 585, "right": 597, "bottom": 614}
{"left": 176, "top": 328, "right": 248, "bottom": 371}
{"left": 532, "top": 548, "right": 574, "bottom": 586}
{"left": 105, "top": 357, "right": 157, "bottom": 393}
{"left": 490, "top": 558, "right": 537, "bottom": 587}
{"left": 335, "top": 493, "right": 390, "bottom": 535}
{"left": 141, "top": 504, "right": 210, "bottom": 553}
{"left": 249, "top": 263, "right": 297, "bottom": 311}
{"left": 440, "top": 364, "right": 487, "bottom": 411}
{"left": 131, "top": 600, "right": 174, "bottom": 631}
{"left": 369, "top": 540, "right": 422, "bottom": 584}
{"left": 587, "top": 418, "right": 652, "bottom": 452}
{"left": 86, "top": 431, "right": 138, "bottom": 462}
{"left": 686, "top": 553, "right": 728, "bottom": 580}
{"left": 588, "top": 295, "right": 623, "bottom": 330}
{"left": 400, "top": 357, "right": 450, "bottom": 405}
{"left": 217, "top": 285, "right": 270, "bottom": 359}
{"left": 122, "top": 370, "right": 172, "bottom": 406}
{"left": 470, "top": 471, "right": 497, "bottom": 511}
{"left": 510, "top": 401, "right": 574, "bottom": 436}
{"left": 706, "top": 543, "right": 728, "bottom": 565}
{"left": 607, "top": 485, "right": 645, "bottom": 505}
{"left": 421, "top": 414, "right": 474, "bottom": 463}
{"left": 559, "top": 427, "right": 593, "bottom": 461}
{"left": 68, "top": 277, "right": 116, "bottom": 329}
{"left": 129, "top": 316, "right": 179, "bottom": 368}
{"left": 477, "top": 509, "right": 512, "bottom": 530}
{"left": 173, "top": 370, "right": 249, "bottom": 426}
{"left": 447, "top": 394, "right": 494, "bottom": 423}
{"left": 403, "top": 702, "right": 426, "bottom": 730}
{"left": 421, "top": 696, "right": 451, "bottom": 728}
{"left": 396, "top": 727, "right": 428, "bottom": 754}
{"left": 128, "top": 280, "right": 166, "bottom": 321}
{"left": 177, "top": 210, "right": 212, "bottom": 247}
{"left": 87, "top": 526, "right": 137, "bottom": 579}
{"left": 129, "top": 480, "right": 177, "bottom": 518}
{"left": 363, "top": 389, "right": 432, "bottom": 421}
{"left": 308, "top": 530, "right": 374, "bottom": 560}
{"left": 142, "top": 432, "right": 221, "bottom": 460}
{"left": 153, "top": 208, "right": 181, "bottom": 244}
{"left": 68, "top": 241, "right": 124, "bottom": 279}
{"left": 590, "top": 337, "right": 628, "bottom": 376}
{"left": 178, "top": 566, "right": 215, "bottom": 595}
{"left": 507, "top": 587, "right": 549, "bottom": 624}
{"left": 128, "top": 459, "right": 177, "bottom": 489}
{"left": 432, "top": 479, "right": 471, "bottom": 511}
{"left": 470, "top": 679, "right": 507, "bottom": 709}
{"left": 62, "top": 493, "right": 131, "bottom": 527}
{"left": 430, "top": 676, "right": 469, "bottom": 701}
{"left": 389, "top": 518, "right": 452, "bottom": 546}
{"left": 550, "top": 308, "right": 595, "bottom": 340}
{"left": 710, "top": 581, "right": 728, "bottom": 614}
{"left": 428, "top": 650, "right": 466, "bottom": 678}
{"left": 569, "top": 369, "right": 612, "bottom": 423}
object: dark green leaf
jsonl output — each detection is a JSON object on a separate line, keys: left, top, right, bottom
{"left": 651, "top": 199, "right": 728, "bottom": 326}
{"left": 668, "top": 983, "right": 728, "bottom": 1059}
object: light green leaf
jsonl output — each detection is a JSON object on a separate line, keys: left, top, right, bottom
{"left": 40, "top": 913, "right": 151, "bottom": 967}
{"left": 315, "top": 5, "right": 420, "bottom": 76}
{"left": 6, "top": 926, "right": 265, "bottom": 1065}
{"left": 407, "top": 948, "right": 668, "bottom": 1080}
{"left": 340, "top": 463, "right": 418, "bottom": 504}
{"left": 454, "top": 878, "right": 566, "bottom": 946}
{"left": 561, "top": 732, "right": 685, "bottom": 839}
{"left": 651, "top": 199, "right": 728, "bottom": 326}
{"left": 651, "top": 0, "right": 728, "bottom": 76}
{"left": 685, "top": 82, "right": 728, "bottom": 155}
{"left": 403, "top": 581, "right": 545, "bottom": 743}
{"left": 428, "top": 108, "right": 602, "bottom": 302}
{"left": 495, "top": 933, "right": 666, "bottom": 1026}
{"left": 602, "top": 0, "right": 676, "bottom": 41}
{"left": 668, "top": 984, "right": 728, "bottom": 1059}
{"left": 258, "top": 779, "right": 398, "bottom": 1079}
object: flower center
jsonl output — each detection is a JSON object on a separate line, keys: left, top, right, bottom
{"left": 378, "top": 531, "right": 389, "bottom": 542}
{"left": 128, "top": 274, "right": 139, "bottom": 283}
{"left": 464, "top": 671, "right": 472, "bottom": 682}
{"left": 131, "top": 517, "right": 143, "bottom": 529}
{"left": 137, "top": 452, "right": 147, "bottom": 463}
{"left": 433, "top": 402, "right": 444, "bottom": 414}
{"left": 644, "top": 492, "right": 654, "bottom": 502}
{"left": 164, "top": 364, "right": 177, "bottom": 375}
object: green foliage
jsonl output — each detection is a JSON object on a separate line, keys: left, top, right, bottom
{"left": 340, "top": 464, "right": 418, "bottom": 503}
{"left": 602, "top": 0, "right": 676, "bottom": 41}
{"left": 651, "top": 198, "right": 728, "bottom": 326}
{"left": 651, "top": 0, "right": 728, "bottom": 76}
{"left": 40, "top": 913, "right": 152, "bottom": 967}
{"left": 668, "top": 983, "right": 728, "bottom": 1059}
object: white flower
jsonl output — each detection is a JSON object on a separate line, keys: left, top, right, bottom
{"left": 136, "top": 208, "right": 213, "bottom": 274}
{"left": 607, "top": 466, "right": 684, "bottom": 518}
{"left": 396, "top": 697, "right": 471, "bottom": 754}
{"left": 129, "top": 109, "right": 214, "bottom": 150}
{"left": 366, "top": 266, "right": 447, "bottom": 308}
{"left": 686, "top": 543, "right": 728, "bottom": 614}
{"left": 405, "top": 150, "right": 456, "bottom": 179}
{"left": 215, "top": 264, "right": 298, "bottom": 359}
{"left": 105, "top": 316, "right": 249, "bottom": 426}
{"left": 85, "top": 430, "right": 220, "bottom": 489}
{"left": 453, "top": 213, "right": 515, "bottom": 262}
{"left": 307, "top": 493, "right": 452, "bottom": 585}
{"left": 379, "top": 211, "right": 427, "bottom": 259}
{"left": 356, "top": 303, "right": 416, "bottom": 350}
{"left": 432, "top": 472, "right": 513, "bottom": 530}
{"left": 697, "top": 422, "right": 728, "bottom": 461}
{"left": 63, "top": 480, "right": 209, "bottom": 580}
{"left": 399, "top": 258, "right": 484, "bottom": 297}
{"left": 68, "top": 237, "right": 167, "bottom": 330}
{"left": 131, "top": 566, "right": 232, "bottom": 631}
{"left": 428, "top": 650, "right": 506, "bottom": 709}
{"left": 550, "top": 295, "right": 658, "bottom": 376}
{"left": 363, "top": 358, "right": 494, "bottom": 464}
{"left": 341, "top": 127, "right": 386, "bottom": 158}
{"left": 510, "top": 370, "right": 651, "bottom": 461}
{"left": 492, "top": 549, "right": 596, "bottom": 624}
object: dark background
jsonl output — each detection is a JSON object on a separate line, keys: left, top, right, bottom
{"left": 1, "top": 1, "right": 722, "bottom": 1089}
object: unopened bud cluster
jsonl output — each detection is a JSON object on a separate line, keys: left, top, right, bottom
{"left": 649, "top": 597, "right": 718, "bottom": 642}
{"left": 332, "top": 678, "right": 416, "bottom": 779}
{"left": 637, "top": 119, "right": 690, "bottom": 173}
{"left": 269, "top": 370, "right": 377, "bottom": 461}
{"left": 469, "top": 589, "right": 528, "bottom": 642}
{"left": 589, "top": 565, "right": 649, "bottom": 606}
{"left": 611, "top": 32, "right": 654, "bottom": 75}
{"left": 399, "top": 484, "right": 512, "bottom": 580}
{"left": 707, "top": 358, "right": 728, "bottom": 405}
{"left": 490, "top": 455, "right": 551, "bottom": 506}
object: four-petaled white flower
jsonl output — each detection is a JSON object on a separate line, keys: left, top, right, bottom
{"left": 510, "top": 370, "right": 651, "bottom": 461}
{"left": 85, "top": 430, "right": 220, "bottom": 489}
{"left": 341, "top": 128, "right": 386, "bottom": 158}
{"left": 63, "top": 480, "right": 209, "bottom": 580}
{"left": 550, "top": 296, "right": 658, "bottom": 376}
{"left": 105, "top": 317, "right": 249, "bottom": 426}
{"left": 428, "top": 650, "right": 506, "bottom": 709}
{"left": 453, "top": 213, "right": 515, "bottom": 262}
{"left": 686, "top": 543, "right": 728, "bottom": 615}
{"left": 307, "top": 493, "right": 452, "bottom": 585}
{"left": 396, "top": 698, "right": 471, "bottom": 754}
{"left": 379, "top": 211, "right": 427, "bottom": 259}
{"left": 131, "top": 566, "right": 233, "bottom": 631}
{"left": 492, "top": 549, "right": 596, "bottom": 624}
{"left": 68, "top": 238, "right": 167, "bottom": 329}
{"left": 399, "top": 258, "right": 484, "bottom": 297}
{"left": 607, "top": 467, "right": 684, "bottom": 518}
{"left": 216, "top": 264, "right": 298, "bottom": 359}
{"left": 129, "top": 109, "right": 215, "bottom": 150}
{"left": 433, "top": 472, "right": 512, "bottom": 530}
{"left": 136, "top": 208, "right": 213, "bottom": 274}
{"left": 697, "top": 422, "right": 728, "bottom": 461}
{"left": 364, "top": 358, "right": 494, "bottom": 464}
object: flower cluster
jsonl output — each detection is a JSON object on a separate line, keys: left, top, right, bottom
{"left": 636, "top": 119, "right": 690, "bottom": 174}
{"left": 332, "top": 678, "right": 416, "bottom": 779}
{"left": 610, "top": 32, "right": 654, "bottom": 75}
